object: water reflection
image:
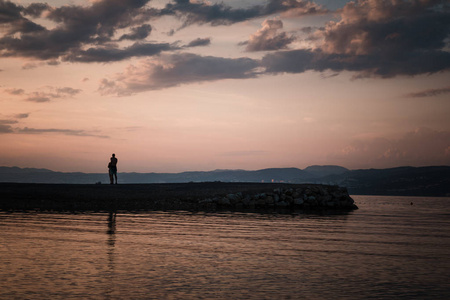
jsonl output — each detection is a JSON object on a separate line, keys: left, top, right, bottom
{"left": 1, "top": 198, "right": 449, "bottom": 299}
{"left": 107, "top": 212, "right": 117, "bottom": 236}
{"left": 106, "top": 212, "right": 117, "bottom": 299}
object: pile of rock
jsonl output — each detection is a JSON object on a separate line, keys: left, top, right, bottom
{"left": 196, "top": 185, "right": 358, "bottom": 211}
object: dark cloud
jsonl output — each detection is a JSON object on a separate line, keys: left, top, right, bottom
{"left": 242, "top": 19, "right": 295, "bottom": 52}
{"left": 0, "top": 0, "right": 46, "bottom": 35}
{"left": 0, "top": 0, "right": 154, "bottom": 60}
{"left": 185, "top": 37, "right": 211, "bottom": 48}
{"left": 406, "top": 86, "right": 450, "bottom": 98}
{"left": 99, "top": 53, "right": 259, "bottom": 95}
{"left": 22, "top": 3, "right": 51, "bottom": 18}
{"left": 262, "top": 48, "right": 450, "bottom": 77}
{"left": 160, "top": 0, "right": 327, "bottom": 28}
{"left": 262, "top": 0, "right": 450, "bottom": 77}
{"left": 0, "top": 0, "right": 324, "bottom": 63}
{"left": 119, "top": 24, "right": 152, "bottom": 41}
{"left": 64, "top": 42, "right": 175, "bottom": 63}
{"left": 319, "top": 0, "right": 450, "bottom": 57}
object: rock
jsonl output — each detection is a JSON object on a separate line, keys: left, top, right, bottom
{"left": 256, "top": 198, "right": 266, "bottom": 206}
{"left": 294, "top": 198, "right": 304, "bottom": 206}
{"left": 217, "top": 197, "right": 231, "bottom": 206}
{"left": 265, "top": 196, "right": 275, "bottom": 204}
{"left": 276, "top": 201, "right": 289, "bottom": 208}
{"left": 274, "top": 194, "right": 280, "bottom": 203}
{"left": 306, "top": 196, "right": 316, "bottom": 202}
{"left": 199, "top": 198, "right": 213, "bottom": 204}
{"left": 227, "top": 193, "right": 241, "bottom": 204}
{"left": 326, "top": 201, "right": 336, "bottom": 208}
{"left": 242, "top": 196, "right": 251, "bottom": 206}
{"left": 235, "top": 203, "right": 244, "bottom": 210}
{"left": 285, "top": 196, "right": 294, "bottom": 204}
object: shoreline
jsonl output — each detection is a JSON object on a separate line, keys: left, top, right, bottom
{"left": 0, "top": 182, "right": 358, "bottom": 213}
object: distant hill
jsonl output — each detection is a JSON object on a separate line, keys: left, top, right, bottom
{"left": 0, "top": 167, "right": 313, "bottom": 184}
{"left": 303, "top": 165, "right": 349, "bottom": 178}
{"left": 1, "top": 165, "right": 449, "bottom": 196}
{"left": 319, "top": 166, "right": 450, "bottom": 197}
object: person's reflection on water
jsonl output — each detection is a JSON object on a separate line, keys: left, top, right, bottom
{"left": 107, "top": 212, "right": 117, "bottom": 237}
{"left": 106, "top": 212, "right": 117, "bottom": 298}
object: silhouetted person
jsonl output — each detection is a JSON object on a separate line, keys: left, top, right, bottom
{"left": 108, "top": 153, "right": 118, "bottom": 184}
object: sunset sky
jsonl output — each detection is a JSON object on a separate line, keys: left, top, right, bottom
{"left": 1, "top": 0, "right": 449, "bottom": 173}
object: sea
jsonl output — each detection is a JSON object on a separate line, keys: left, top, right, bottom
{"left": 0, "top": 195, "right": 449, "bottom": 300}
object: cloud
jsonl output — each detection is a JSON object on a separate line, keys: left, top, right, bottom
{"left": 5, "top": 86, "right": 82, "bottom": 102}
{"left": 26, "top": 87, "right": 81, "bottom": 102}
{"left": 0, "top": 0, "right": 323, "bottom": 62}
{"left": 64, "top": 42, "right": 176, "bottom": 63}
{"left": 241, "top": 19, "right": 295, "bottom": 52}
{"left": 0, "top": 115, "right": 20, "bottom": 133}
{"left": 0, "top": 112, "right": 105, "bottom": 137}
{"left": 160, "top": 0, "right": 327, "bottom": 28}
{"left": 14, "top": 113, "right": 29, "bottom": 119}
{"left": 5, "top": 88, "right": 24, "bottom": 95}
{"left": 0, "top": 0, "right": 46, "bottom": 36}
{"left": 332, "top": 128, "right": 450, "bottom": 168}
{"left": 405, "top": 86, "right": 450, "bottom": 98}
{"left": 22, "top": 62, "right": 38, "bottom": 70}
{"left": 262, "top": 44, "right": 450, "bottom": 78}
{"left": 262, "top": 0, "right": 450, "bottom": 78}
{"left": 0, "top": 0, "right": 155, "bottom": 61}
{"left": 319, "top": 0, "right": 450, "bottom": 56}
{"left": 99, "top": 53, "right": 259, "bottom": 95}
{"left": 22, "top": 3, "right": 51, "bottom": 18}
{"left": 0, "top": 124, "right": 14, "bottom": 133}
{"left": 119, "top": 24, "right": 152, "bottom": 41}
{"left": 17, "top": 127, "right": 109, "bottom": 138}
{"left": 185, "top": 37, "right": 211, "bottom": 47}
{"left": 0, "top": 119, "right": 17, "bottom": 125}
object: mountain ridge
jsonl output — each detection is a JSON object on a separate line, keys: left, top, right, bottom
{"left": 1, "top": 165, "right": 449, "bottom": 196}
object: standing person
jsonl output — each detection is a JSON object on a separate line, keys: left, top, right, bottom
{"left": 108, "top": 153, "right": 118, "bottom": 184}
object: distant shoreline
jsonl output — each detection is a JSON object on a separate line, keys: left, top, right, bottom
{"left": 1, "top": 165, "right": 449, "bottom": 197}
{"left": 0, "top": 182, "right": 358, "bottom": 213}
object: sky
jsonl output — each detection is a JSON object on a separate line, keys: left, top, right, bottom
{"left": 0, "top": 0, "right": 449, "bottom": 173}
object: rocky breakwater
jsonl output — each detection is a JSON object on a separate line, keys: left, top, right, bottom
{"left": 0, "top": 182, "right": 357, "bottom": 212}
{"left": 197, "top": 185, "right": 357, "bottom": 212}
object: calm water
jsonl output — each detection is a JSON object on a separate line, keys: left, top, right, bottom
{"left": 1, "top": 196, "right": 449, "bottom": 299}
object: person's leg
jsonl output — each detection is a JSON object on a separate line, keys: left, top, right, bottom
{"left": 114, "top": 173, "right": 118, "bottom": 184}
{"left": 109, "top": 170, "right": 113, "bottom": 184}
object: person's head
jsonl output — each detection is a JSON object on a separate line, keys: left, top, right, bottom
{"left": 112, "top": 153, "right": 115, "bottom": 157}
